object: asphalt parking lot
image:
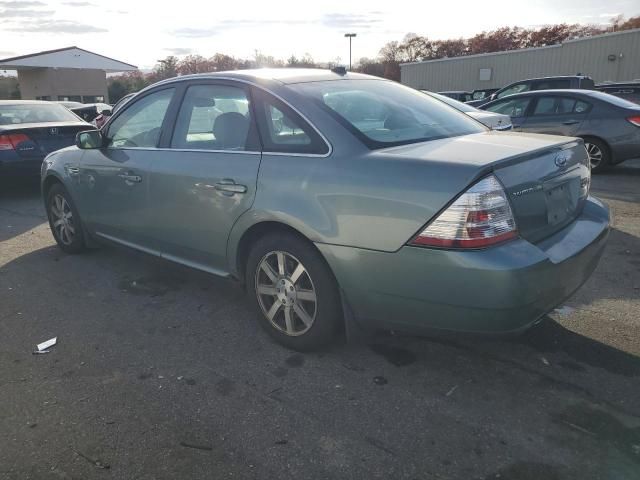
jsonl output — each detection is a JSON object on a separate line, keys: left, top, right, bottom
{"left": 1, "top": 162, "right": 639, "bottom": 480}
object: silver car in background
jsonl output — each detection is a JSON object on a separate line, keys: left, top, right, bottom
{"left": 422, "top": 91, "right": 512, "bottom": 131}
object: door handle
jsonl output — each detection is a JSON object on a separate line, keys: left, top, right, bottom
{"left": 117, "top": 173, "right": 142, "bottom": 183}
{"left": 562, "top": 120, "right": 580, "bottom": 125}
{"left": 214, "top": 180, "right": 247, "bottom": 195}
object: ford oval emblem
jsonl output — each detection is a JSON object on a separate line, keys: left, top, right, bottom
{"left": 554, "top": 152, "right": 570, "bottom": 168}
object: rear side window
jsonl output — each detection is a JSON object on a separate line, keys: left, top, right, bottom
{"left": 253, "top": 89, "right": 329, "bottom": 155}
{"left": 485, "top": 97, "right": 531, "bottom": 117}
{"left": 170, "top": 84, "right": 257, "bottom": 151}
{"left": 107, "top": 88, "right": 174, "bottom": 148}
{"left": 532, "top": 96, "right": 592, "bottom": 116}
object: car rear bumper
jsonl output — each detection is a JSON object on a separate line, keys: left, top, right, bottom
{"left": 317, "top": 196, "right": 609, "bottom": 335}
{"left": 0, "top": 157, "right": 44, "bottom": 176}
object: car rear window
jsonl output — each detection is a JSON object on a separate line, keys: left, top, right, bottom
{"left": 0, "top": 103, "right": 80, "bottom": 125}
{"left": 291, "top": 80, "right": 485, "bottom": 149}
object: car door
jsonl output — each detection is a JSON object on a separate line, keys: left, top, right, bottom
{"left": 521, "top": 95, "right": 591, "bottom": 136}
{"left": 76, "top": 87, "right": 176, "bottom": 248}
{"left": 483, "top": 96, "right": 533, "bottom": 130}
{"left": 145, "top": 81, "right": 262, "bottom": 273}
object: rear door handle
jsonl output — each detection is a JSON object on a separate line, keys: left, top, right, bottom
{"left": 117, "top": 173, "right": 142, "bottom": 183}
{"left": 562, "top": 120, "right": 580, "bottom": 125}
{"left": 214, "top": 180, "right": 247, "bottom": 195}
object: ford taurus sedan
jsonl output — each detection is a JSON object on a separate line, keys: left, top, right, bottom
{"left": 41, "top": 69, "right": 609, "bottom": 351}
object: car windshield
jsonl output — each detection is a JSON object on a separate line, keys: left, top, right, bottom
{"left": 292, "top": 80, "right": 485, "bottom": 148}
{"left": 426, "top": 91, "right": 478, "bottom": 113}
{"left": 0, "top": 103, "right": 80, "bottom": 125}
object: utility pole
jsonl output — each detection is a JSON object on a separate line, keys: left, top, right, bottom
{"left": 344, "top": 33, "right": 356, "bottom": 70}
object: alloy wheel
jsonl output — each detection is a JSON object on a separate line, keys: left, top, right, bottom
{"left": 50, "top": 194, "right": 75, "bottom": 246}
{"left": 255, "top": 251, "right": 317, "bottom": 336}
{"left": 585, "top": 142, "right": 603, "bottom": 169}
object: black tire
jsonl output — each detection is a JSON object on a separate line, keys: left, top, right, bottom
{"left": 246, "top": 232, "right": 342, "bottom": 351}
{"left": 45, "top": 183, "right": 87, "bottom": 254}
{"left": 582, "top": 137, "right": 610, "bottom": 174}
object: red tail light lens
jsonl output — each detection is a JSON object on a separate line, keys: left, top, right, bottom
{"left": 627, "top": 116, "right": 640, "bottom": 127}
{"left": 0, "top": 133, "right": 31, "bottom": 150}
{"left": 410, "top": 175, "right": 517, "bottom": 249}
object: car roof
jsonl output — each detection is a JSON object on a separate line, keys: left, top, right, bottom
{"left": 437, "top": 90, "right": 470, "bottom": 94}
{"left": 508, "top": 75, "right": 592, "bottom": 83}
{"left": 154, "top": 68, "right": 379, "bottom": 87}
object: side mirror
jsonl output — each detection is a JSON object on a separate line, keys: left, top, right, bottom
{"left": 76, "top": 130, "right": 103, "bottom": 149}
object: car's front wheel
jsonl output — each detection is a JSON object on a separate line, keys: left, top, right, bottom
{"left": 246, "top": 233, "right": 342, "bottom": 351}
{"left": 46, "top": 183, "right": 87, "bottom": 254}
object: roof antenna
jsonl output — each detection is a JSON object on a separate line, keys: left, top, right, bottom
{"left": 331, "top": 66, "right": 347, "bottom": 75}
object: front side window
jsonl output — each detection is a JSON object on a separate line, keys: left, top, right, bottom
{"left": 171, "top": 84, "right": 254, "bottom": 151}
{"left": 497, "top": 83, "right": 530, "bottom": 99}
{"left": 485, "top": 97, "right": 531, "bottom": 118}
{"left": 292, "top": 80, "right": 485, "bottom": 149}
{"left": 107, "top": 88, "right": 174, "bottom": 148}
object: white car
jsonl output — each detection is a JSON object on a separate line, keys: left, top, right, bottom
{"left": 422, "top": 91, "right": 512, "bottom": 131}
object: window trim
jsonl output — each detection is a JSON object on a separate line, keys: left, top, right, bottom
{"left": 136, "top": 76, "right": 333, "bottom": 158}
{"left": 104, "top": 86, "right": 177, "bottom": 150}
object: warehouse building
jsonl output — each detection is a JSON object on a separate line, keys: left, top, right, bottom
{"left": 401, "top": 28, "right": 640, "bottom": 92}
{"left": 0, "top": 46, "right": 137, "bottom": 103}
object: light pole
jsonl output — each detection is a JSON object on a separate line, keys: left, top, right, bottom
{"left": 344, "top": 33, "right": 356, "bottom": 70}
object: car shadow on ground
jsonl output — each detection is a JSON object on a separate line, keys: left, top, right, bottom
{"left": 0, "top": 177, "right": 46, "bottom": 242}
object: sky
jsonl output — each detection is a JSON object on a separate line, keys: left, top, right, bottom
{"left": 0, "top": 0, "right": 638, "bottom": 71}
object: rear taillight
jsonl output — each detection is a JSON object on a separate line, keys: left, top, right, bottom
{"left": 627, "top": 116, "right": 640, "bottom": 127}
{"left": 410, "top": 175, "right": 517, "bottom": 249}
{"left": 0, "top": 133, "right": 31, "bottom": 150}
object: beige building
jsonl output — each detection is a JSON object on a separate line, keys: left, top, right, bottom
{"left": 0, "top": 46, "right": 137, "bottom": 103}
{"left": 401, "top": 28, "right": 640, "bottom": 92}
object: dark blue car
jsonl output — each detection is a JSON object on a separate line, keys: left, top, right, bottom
{"left": 0, "top": 100, "right": 92, "bottom": 177}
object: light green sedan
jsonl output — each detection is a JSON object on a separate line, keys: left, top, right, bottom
{"left": 41, "top": 69, "right": 609, "bottom": 351}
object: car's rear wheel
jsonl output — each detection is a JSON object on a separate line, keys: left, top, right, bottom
{"left": 46, "top": 183, "right": 87, "bottom": 254}
{"left": 246, "top": 233, "right": 342, "bottom": 351}
{"left": 583, "top": 138, "right": 610, "bottom": 173}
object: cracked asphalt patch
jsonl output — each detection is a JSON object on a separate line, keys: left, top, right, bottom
{"left": 1, "top": 163, "right": 639, "bottom": 479}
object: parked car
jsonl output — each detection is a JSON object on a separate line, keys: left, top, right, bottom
{"left": 70, "top": 103, "right": 112, "bottom": 123}
{"left": 595, "top": 81, "right": 640, "bottom": 105}
{"left": 437, "top": 90, "right": 474, "bottom": 102}
{"left": 467, "top": 75, "right": 595, "bottom": 107}
{"left": 41, "top": 69, "right": 609, "bottom": 351}
{"left": 422, "top": 91, "right": 512, "bottom": 130}
{"left": 480, "top": 89, "right": 640, "bottom": 172}
{"left": 0, "top": 100, "right": 92, "bottom": 177}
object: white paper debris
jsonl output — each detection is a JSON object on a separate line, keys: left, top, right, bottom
{"left": 36, "top": 337, "right": 57, "bottom": 352}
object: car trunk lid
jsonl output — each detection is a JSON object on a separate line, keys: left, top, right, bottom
{"left": 380, "top": 131, "right": 590, "bottom": 245}
{"left": 0, "top": 122, "right": 91, "bottom": 159}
